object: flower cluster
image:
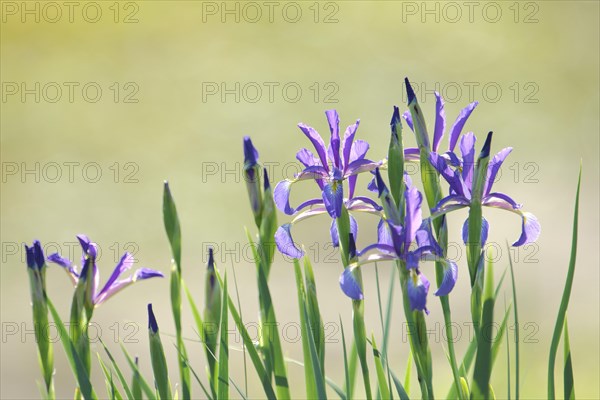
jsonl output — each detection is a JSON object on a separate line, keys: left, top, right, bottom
{"left": 268, "top": 86, "right": 540, "bottom": 313}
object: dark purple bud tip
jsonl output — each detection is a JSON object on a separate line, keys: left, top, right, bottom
{"left": 263, "top": 167, "right": 270, "bottom": 191}
{"left": 374, "top": 168, "right": 387, "bottom": 198}
{"left": 135, "top": 356, "right": 139, "bottom": 366}
{"left": 390, "top": 106, "right": 401, "bottom": 139}
{"left": 479, "top": 131, "right": 493, "bottom": 159}
{"left": 32, "top": 240, "right": 45, "bottom": 269}
{"left": 25, "top": 244, "right": 35, "bottom": 269}
{"left": 148, "top": 303, "right": 158, "bottom": 333}
{"left": 405, "top": 77, "right": 416, "bottom": 104}
{"left": 207, "top": 247, "right": 214, "bottom": 271}
{"left": 348, "top": 233, "right": 357, "bottom": 260}
{"left": 243, "top": 136, "right": 259, "bottom": 167}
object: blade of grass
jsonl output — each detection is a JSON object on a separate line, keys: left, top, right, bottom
{"left": 548, "top": 165, "right": 581, "bottom": 399}
{"left": 148, "top": 305, "right": 171, "bottom": 400}
{"left": 174, "top": 345, "right": 212, "bottom": 400}
{"left": 46, "top": 298, "right": 95, "bottom": 400}
{"left": 505, "top": 299, "right": 511, "bottom": 400}
{"left": 217, "top": 274, "right": 229, "bottom": 400}
{"left": 390, "top": 369, "right": 409, "bottom": 400}
{"left": 304, "top": 256, "right": 325, "bottom": 373}
{"left": 375, "top": 264, "right": 395, "bottom": 399}
{"left": 471, "top": 254, "right": 495, "bottom": 399}
{"left": 231, "top": 263, "right": 249, "bottom": 396}
{"left": 120, "top": 345, "right": 157, "bottom": 400}
{"left": 98, "top": 340, "right": 133, "bottom": 400}
{"left": 563, "top": 317, "right": 575, "bottom": 400}
{"left": 215, "top": 271, "right": 277, "bottom": 399}
{"left": 340, "top": 317, "right": 351, "bottom": 400}
{"left": 131, "top": 357, "right": 142, "bottom": 400}
{"left": 98, "top": 353, "right": 123, "bottom": 400}
{"left": 293, "top": 259, "right": 327, "bottom": 399}
{"left": 403, "top": 350, "right": 411, "bottom": 395}
{"left": 370, "top": 335, "right": 390, "bottom": 400}
{"left": 507, "top": 243, "right": 520, "bottom": 400}
{"left": 246, "top": 228, "right": 290, "bottom": 399}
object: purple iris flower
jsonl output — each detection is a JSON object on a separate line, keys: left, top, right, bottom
{"left": 47, "top": 234, "right": 163, "bottom": 306}
{"left": 340, "top": 170, "right": 458, "bottom": 314}
{"left": 429, "top": 132, "right": 541, "bottom": 247}
{"left": 402, "top": 88, "right": 478, "bottom": 162}
{"left": 274, "top": 110, "right": 381, "bottom": 258}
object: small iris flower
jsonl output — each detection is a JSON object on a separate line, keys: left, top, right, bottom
{"left": 273, "top": 110, "right": 382, "bottom": 258}
{"left": 47, "top": 234, "right": 163, "bottom": 306}
{"left": 340, "top": 170, "right": 458, "bottom": 314}
{"left": 429, "top": 132, "right": 541, "bottom": 246}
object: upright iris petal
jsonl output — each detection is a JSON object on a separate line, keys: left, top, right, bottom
{"left": 407, "top": 271, "right": 430, "bottom": 314}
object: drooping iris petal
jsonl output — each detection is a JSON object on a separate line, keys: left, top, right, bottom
{"left": 342, "top": 120, "right": 360, "bottom": 169}
{"left": 274, "top": 224, "right": 304, "bottom": 258}
{"left": 512, "top": 212, "right": 541, "bottom": 247}
{"left": 325, "top": 109, "right": 341, "bottom": 168}
{"left": 339, "top": 268, "right": 363, "bottom": 300}
{"left": 460, "top": 132, "right": 476, "bottom": 190}
{"left": 322, "top": 181, "right": 343, "bottom": 218}
{"left": 433, "top": 92, "right": 446, "bottom": 152}
{"left": 346, "top": 196, "right": 383, "bottom": 213}
{"left": 274, "top": 180, "right": 325, "bottom": 215}
{"left": 448, "top": 101, "right": 478, "bottom": 152}
{"left": 345, "top": 158, "right": 379, "bottom": 177}
{"left": 484, "top": 147, "right": 513, "bottom": 196}
{"left": 483, "top": 192, "right": 521, "bottom": 210}
{"left": 95, "top": 252, "right": 135, "bottom": 301}
{"left": 415, "top": 219, "right": 443, "bottom": 256}
{"left": 434, "top": 260, "right": 458, "bottom": 296}
{"left": 461, "top": 217, "right": 490, "bottom": 246}
{"left": 407, "top": 271, "right": 430, "bottom": 313}
{"left": 330, "top": 215, "right": 358, "bottom": 247}
{"left": 298, "top": 123, "right": 329, "bottom": 169}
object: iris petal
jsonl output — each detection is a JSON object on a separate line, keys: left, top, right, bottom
{"left": 484, "top": 147, "right": 513, "bottom": 196}
{"left": 434, "top": 260, "right": 458, "bottom": 296}
{"left": 95, "top": 252, "right": 135, "bottom": 301}
{"left": 448, "top": 101, "right": 478, "bottom": 152}
{"left": 330, "top": 215, "right": 358, "bottom": 247}
{"left": 407, "top": 272, "right": 430, "bottom": 313}
{"left": 274, "top": 224, "right": 304, "bottom": 258}
{"left": 512, "top": 212, "right": 541, "bottom": 247}
{"left": 460, "top": 132, "right": 476, "bottom": 190}
{"left": 339, "top": 268, "right": 363, "bottom": 300}
{"left": 402, "top": 110, "right": 414, "bottom": 131}
{"left": 404, "top": 182, "right": 423, "bottom": 247}
{"left": 326, "top": 110, "right": 341, "bottom": 168}
{"left": 429, "top": 152, "right": 469, "bottom": 197}
{"left": 461, "top": 217, "right": 490, "bottom": 246}
{"left": 298, "top": 123, "right": 329, "bottom": 169}
{"left": 342, "top": 120, "right": 360, "bottom": 169}
{"left": 322, "top": 181, "right": 343, "bottom": 218}
{"left": 433, "top": 92, "right": 446, "bottom": 152}
{"left": 349, "top": 139, "right": 369, "bottom": 164}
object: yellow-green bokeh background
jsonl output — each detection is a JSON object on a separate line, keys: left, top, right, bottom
{"left": 1, "top": 1, "right": 598, "bottom": 398}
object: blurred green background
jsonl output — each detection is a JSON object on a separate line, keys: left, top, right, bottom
{"left": 1, "top": 1, "right": 598, "bottom": 398}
